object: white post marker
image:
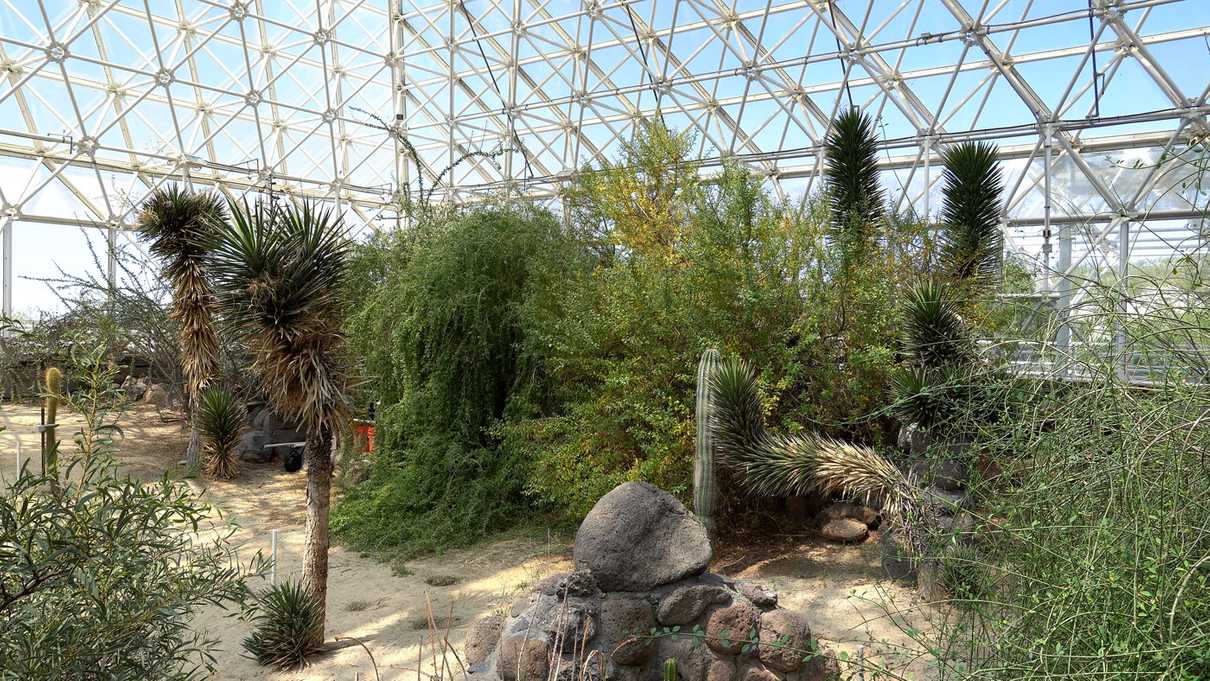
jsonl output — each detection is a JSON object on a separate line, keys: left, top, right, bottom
{"left": 271, "top": 528, "right": 278, "bottom": 585}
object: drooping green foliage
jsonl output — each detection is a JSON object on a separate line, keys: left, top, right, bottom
{"left": 333, "top": 205, "right": 580, "bottom": 556}
{"left": 199, "top": 385, "right": 244, "bottom": 479}
{"left": 939, "top": 141, "right": 1004, "bottom": 285}
{"left": 824, "top": 108, "right": 884, "bottom": 249}
{"left": 241, "top": 580, "right": 325, "bottom": 670}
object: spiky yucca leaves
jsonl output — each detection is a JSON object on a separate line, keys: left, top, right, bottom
{"left": 824, "top": 108, "right": 884, "bottom": 247}
{"left": 198, "top": 386, "right": 244, "bottom": 479}
{"left": 709, "top": 356, "right": 923, "bottom": 524}
{"left": 903, "top": 279, "right": 972, "bottom": 370}
{"left": 208, "top": 200, "right": 352, "bottom": 436}
{"left": 891, "top": 365, "right": 965, "bottom": 430}
{"left": 136, "top": 185, "right": 228, "bottom": 400}
{"left": 242, "top": 579, "right": 325, "bottom": 670}
{"left": 939, "top": 141, "right": 1004, "bottom": 285}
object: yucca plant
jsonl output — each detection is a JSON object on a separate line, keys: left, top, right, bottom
{"left": 824, "top": 108, "right": 884, "bottom": 250}
{"left": 136, "top": 185, "right": 228, "bottom": 475}
{"left": 198, "top": 386, "right": 244, "bottom": 479}
{"left": 891, "top": 365, "right": 965, "bottom": 430}
{"left": 242, "top": 579, "right": 325, "bottom": 670}
{"left": 902, "top": 279, "right": 972, "bottom": 370}
{"left": 709, "top": 356, "right": 924, "bottom": 526}
{"left": 939, "top": 141, "right": 1004, "bottom": 286}
{"left": 209, "top": 199, "right": 351, "bottom": 645}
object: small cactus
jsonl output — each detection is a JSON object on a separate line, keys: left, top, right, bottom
{"left": 663, "top": 658, "right": 677, "bottom": 681}
{"left": 694, "top": 348, "right": 721, "bottom": 533}
{"left": 43, "top": 366, "right": 62, "bottom": 475}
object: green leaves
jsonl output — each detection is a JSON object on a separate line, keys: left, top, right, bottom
{"left": 825, "top": 108, "right": 885, "bottom": 250}
{"left": 902, "top": 279, "right": 972, "bottom": 370}
{"left": 136, "top": 184, "right": 228, "bottom": 280}
{"left": 241, "top": 579, "right": 325, "bottom": 670}
{"left": 198, "top": 385, "right": 245, "bottom": 479}
{"left": 209, "top": 198, "right": 353, "bottom": 433}
{"left": 0, "top": 451, "right": 260, "bottom": 680}
{"left": 939, "top": 141, "right": 1004, "bottom": 286}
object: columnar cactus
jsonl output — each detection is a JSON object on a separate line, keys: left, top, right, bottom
{"left": 42, "top": 366, "right": 62, "bottom": 475}
{"left": 694, "top": 348, "right": 721, "bottom": 533}
{"left": 663, "top": 658, "right": 678, "bottom": 681}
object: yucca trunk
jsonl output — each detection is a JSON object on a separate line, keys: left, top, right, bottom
{"left": 301, "top": 426, "right": 334, "bottom": 645}
{"left": 186, "top": 424, "right": 203, "bottom": 476}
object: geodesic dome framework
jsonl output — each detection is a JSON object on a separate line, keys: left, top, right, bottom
{"left": 0, "top": 0, "right": 1208, "bottom": 318}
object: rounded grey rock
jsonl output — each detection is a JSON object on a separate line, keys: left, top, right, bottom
{"left": 574, "top": 481, "right": 712, "bottom": 591}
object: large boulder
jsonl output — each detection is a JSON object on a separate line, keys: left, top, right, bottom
{"left": 496, "top": 636, "right": 548, "bottom": 681}
{"left": 466, "top": 483, "right": 831, "bottom": 681}
{"left": 819, "top": 502, "right": 879, "bottom": 528}
{"left": 237, "top": 431, "right": 271, "bottom": 463}
{"left": 597, "top": 594, "right": 656, "bottom": 665}
{"left": 704, "top": 602, "right": 758, "bottom": 655}
{"left": 657, "top": 584, "right": 731, "bottom": 625}
{"left": 466, "top": 613, "right": 505, "bottom": 667}
{"left": 143, "top": 383, "right": 170, "bottom": 410}
{"left": 574, "top": 481, "right": 712, "bottom": 591}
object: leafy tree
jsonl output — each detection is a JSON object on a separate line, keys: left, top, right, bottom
{"left": 334, "top": 205, "right": 579, "bottom": 555}
{"left": 566, "top": 119, "right": 701, "bottom": 262}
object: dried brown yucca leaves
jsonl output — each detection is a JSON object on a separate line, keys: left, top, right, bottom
{"left": 136, "top": 185, "right": 228, "bottom": 402}
{"left": 709, "top": 355, "right": 926, "bottom": 528}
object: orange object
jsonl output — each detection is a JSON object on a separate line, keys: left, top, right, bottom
{"left": 353, "top": 421, "right": 376, "bottom": 453}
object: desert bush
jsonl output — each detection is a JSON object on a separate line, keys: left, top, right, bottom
{"left": 0, "top": 338, "right": 261, "bottom": 681}
{"left": 338, "top": 119, "right": 930, "bottom": 544}
{"left": 508, "top": 122, "right": 924, "bottom": 519}
{"left": 241, "top": 579, "right": 325, "bottom": 670}
{"left": 880, "top": 274, "right": 1210, "bottom": 680}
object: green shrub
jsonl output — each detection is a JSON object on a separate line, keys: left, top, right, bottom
{"left": 338, "top": 120, "right": 931, "bottom": 543}
{"left": 887, "top": 351, "right": 1210, "bottom": 680}
{"left": 242, "top": 580, "right": 325, "bottom": 670}
{"left": 199, "top": 385, "right": 244, "bottom": 479}
{"left": 510, "top": 139, "right": 923, "bottom": 519}
{"left": 333, "top": 205, "right": 581, "bottom": 555}
{"left": 0, "top": 340, "right": 260, "bottom": 681}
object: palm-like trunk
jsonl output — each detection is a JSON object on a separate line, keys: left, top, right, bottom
{"left": 302, "top": 427, "right": 334, "bottom": 645}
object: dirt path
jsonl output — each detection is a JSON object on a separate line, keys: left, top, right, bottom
{"left": 1, "top": 402, "right": 935, "bottom": 680}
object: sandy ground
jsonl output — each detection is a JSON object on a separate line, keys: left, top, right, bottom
{"left": 1, "top": 402, "right": 936, "bottom": 680}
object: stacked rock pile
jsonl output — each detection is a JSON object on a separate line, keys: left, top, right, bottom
{"left": 466, "top": 482, "right": 841, "bottom": 681}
